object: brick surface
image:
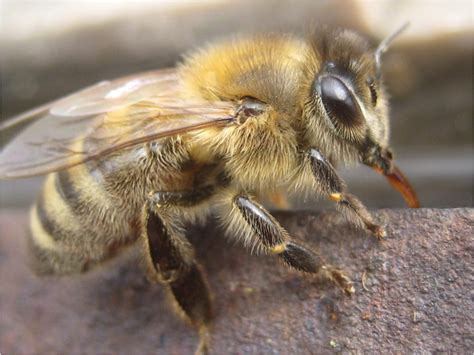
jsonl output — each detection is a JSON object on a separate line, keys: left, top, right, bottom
{"left": 0, "top": 208, "right": 472, "bottom": 354}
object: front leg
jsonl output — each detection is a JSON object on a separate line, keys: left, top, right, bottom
{"left": 308, "top": 148, "right": 386, "bottom": 239}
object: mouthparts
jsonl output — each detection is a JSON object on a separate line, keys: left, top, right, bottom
{"left": 363, "top": 145, "right": 420, "bottom": 208}
{"left": 372, "top": 164, "right": 420, "bottom": 208}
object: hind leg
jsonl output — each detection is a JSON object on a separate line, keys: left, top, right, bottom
{"left": 144, "top": 191, "right": 214, "bottom": 354}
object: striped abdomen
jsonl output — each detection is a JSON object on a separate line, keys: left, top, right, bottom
{"left": 28, "top": 146, "right": 155, "bottom": 275}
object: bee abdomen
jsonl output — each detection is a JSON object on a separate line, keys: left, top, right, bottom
{"left": 28, "top": 194, "right": 91, "bottom": 275}
{"left": 28, "top": 165, "right": 136, "bottom": 275}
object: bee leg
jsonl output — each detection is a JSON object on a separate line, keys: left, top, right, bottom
{"left": 308, "top": 148, "right": 386, "bottom": 239}
{"left": 234, "top": 195, "right": 355, "bottom": 295}
{"left": 142, "top": 204, "right": 212, "bottom": 354}
{"left": 148, "top": 185, "right": 215, "bottom": 208}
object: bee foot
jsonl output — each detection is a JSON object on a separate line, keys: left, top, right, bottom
{"left": 195, "top": 326, "right": 211, "bottom": 355}
{"left": 323, "top": 267, "right": 355, "bottom": 295}
{"left": 368, "top": 224, "right": 386, "bottom": 240}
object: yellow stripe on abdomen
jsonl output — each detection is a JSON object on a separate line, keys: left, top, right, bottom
{"left": 29, "top": 205, "right": 61, "bottom": 251}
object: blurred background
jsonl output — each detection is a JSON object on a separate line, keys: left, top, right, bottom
{"left": 0, "top": 0, "right": 472, "bottom": 210}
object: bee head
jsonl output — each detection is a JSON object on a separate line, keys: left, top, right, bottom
{"left": 303, "top": 25, "right": 407, "bottom": 172}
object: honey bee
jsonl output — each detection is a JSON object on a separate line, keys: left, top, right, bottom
{"left": 0, "top": 24, "right": 418, "bottom": 353}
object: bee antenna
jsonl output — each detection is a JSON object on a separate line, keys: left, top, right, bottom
{"left": 375, "top": 22, "right": 410, "bottom": 79}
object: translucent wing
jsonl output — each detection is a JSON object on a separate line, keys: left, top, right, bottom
{"left": 0, "top": 68, "right": 180, "bottom": 130}
{"left": 0, "top": 69, "right": 238, "bottom": 179}
{"left": 50, "top": 69, "right": 180, "bottom": 117}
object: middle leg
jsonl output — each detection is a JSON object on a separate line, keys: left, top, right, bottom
{"left": 230, "top": 194, "right": 355, "bottom": 295}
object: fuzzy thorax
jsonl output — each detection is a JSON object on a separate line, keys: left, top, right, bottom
{"left": 188, "top": 111, "right": 300, "bottom": 192}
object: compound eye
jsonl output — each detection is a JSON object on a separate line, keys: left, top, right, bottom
{"left": 319, "top": 76, "right": 364, "bottom": 128}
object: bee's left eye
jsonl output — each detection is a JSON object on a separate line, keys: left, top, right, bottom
{"left": 318, "top": 76, "right": 364, "bottom": 128}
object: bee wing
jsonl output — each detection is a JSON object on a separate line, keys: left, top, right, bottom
{"left": 0, "top": 69, "right": 238, "bottom": 179}
{"left": 50, "top": 69, "right": 180, "bottom": 117}
{"left": 0, "top": 68, "right": 179, "bottom": 130}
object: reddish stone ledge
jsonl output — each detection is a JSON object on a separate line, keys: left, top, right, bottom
{"left": 0, "top": 208, "right": 472, "bottom": 353}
